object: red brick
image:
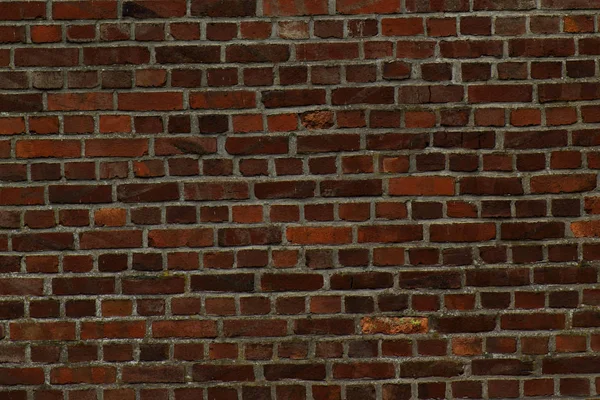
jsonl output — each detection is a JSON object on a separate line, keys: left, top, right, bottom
{"left": 389, "top": 177, "right": 455, "bottom": 196}
{"left": 15, "top": 48, "right": 78, "bottom": 67}
{"left": 226, "top": 44, "right": 289, "bottom": 63}
{"left": 382, "top": 18, "right": 423, "bottom": 36}
{"left": 11, "top": 322, "right": 76, "bottom": 341}
{"left": 148, "top": 229, "right": 213, "bottom": 248}
{"left": 501, "top": 313, "right": 565, "bottom": 330}
{"left": 0, "top": 368, "right": 44, "bottom": 385}
{"left": 123, "top": 0, "right": 186, "bottom": 18}
{"left": 53, "top": 1, "right": 117, "bottom": 19}
{"left": 263, "top": 0, "right": 325, "bottom": 15}
{"left": 50, "top": 366, "right": 117, "bottom": 384}
{"left": 152, "top": 321, "right": 217, "bottom": 338}
{"left": 338, "top": 0, "right": 400, "bottom": 14}
{"left": 286, "top": 227, "right": 352, "bottom": 245}
{"left": 191, "top": 91, "right": 255, "bottom": 109}
{"left": 118, "top": 92, "right": 183, "bottom": 111}
{"left": 469, "top": 84, "right": 533, "bottom": 103}
{"left": 86, "top": 139, "right": 148, "bottom": 157}
{"left": 48, "top": 92, "right": 112, "bottom": 111}
{"left": 16, "top": 140, "right": 80, "bottom": 159}
{"left": 80, "top": 230, "right": 143, "bottom": 249}
{"left": 224, "top": 319, "right": 288, "bottom": 337}
{"left": 122, "top": 366, "right": 184, "bottom": 383}
{"left": 226, "top": 137, "right": 288, "bottom": 155}
{"left": 440, "top": 40, "right": 503, "bottom": 58}
{"left": 460, "top": 177, "right": 523, "bottom": 195}
{"left": 0, "top": 2, "right": 46, "bottom": 20}
{"left": 531, "top": 174, "right": 596, "bottom": 193}
{"left": 430, "top": 223, "right": 496, "bottom": 242}
{"left": 357, "top": 225, "right": 423, "bottom": 243}
{"left": 193, "top": 365, "right": 255, "bottom": 382}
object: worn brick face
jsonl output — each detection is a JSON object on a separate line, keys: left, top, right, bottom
{"left": 0, "top": 0, "right": 599, "bottom": 398}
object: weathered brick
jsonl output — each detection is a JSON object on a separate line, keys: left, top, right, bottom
{"left": 361, "top": 317, "right": 428, "bottom": 334}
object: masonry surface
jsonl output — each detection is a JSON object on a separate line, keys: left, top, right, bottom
{"left": 2, "top": 0, "right": 600, "bottom": 399}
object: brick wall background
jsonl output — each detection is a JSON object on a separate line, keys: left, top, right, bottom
{"left": 2, "top": 0, "right": 600, "bottom": 399}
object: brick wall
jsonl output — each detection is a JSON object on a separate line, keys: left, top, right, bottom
{"left": 2, "top": 0, "right": 600, "bottom": 399}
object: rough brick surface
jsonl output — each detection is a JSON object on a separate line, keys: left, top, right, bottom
{"left": 2, "top": 0, "right": 600, "bottom": 399}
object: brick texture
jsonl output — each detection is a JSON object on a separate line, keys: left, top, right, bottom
{"left": 1, "top": 0, "right": 600, "bottom": 399}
